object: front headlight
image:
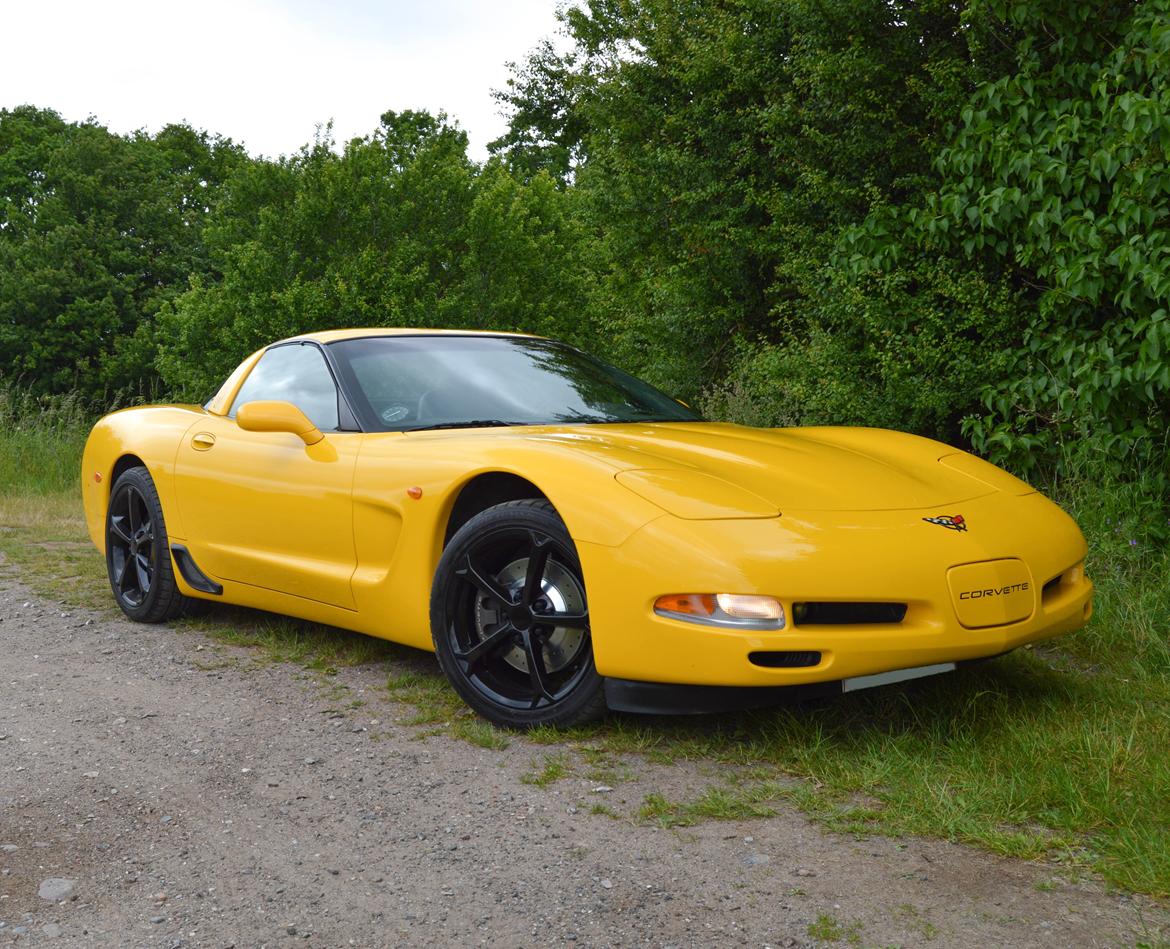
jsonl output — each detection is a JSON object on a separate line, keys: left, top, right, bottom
{"left": 654, "top": 593, "right": 786, "bottom": 630}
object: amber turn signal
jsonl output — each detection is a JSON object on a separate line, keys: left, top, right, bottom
{"left": 653, "top": 593, "right": 717, "bottom": 617}
{"left": 654, "top": 593, "right": 785, "bottom": 629}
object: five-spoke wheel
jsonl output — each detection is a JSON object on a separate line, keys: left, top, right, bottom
{"left": 431, "top": 500, "right": 605, "bottom": 728}
{"left": 108, "top": 481, "right": 156, "bottom": 609}
{"left": 105, "top": 466, "right": 192, "bottom": 622}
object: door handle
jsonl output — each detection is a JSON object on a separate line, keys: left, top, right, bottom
{"left": 191, "top": 432, "right": 216, "bottom": 451}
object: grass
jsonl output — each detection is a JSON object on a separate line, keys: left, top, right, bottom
{"left": 894, "top": 903, "right": 940, "bottom": 940}
{"left": 190, "top": 608, "right": 403, "bottom": 672}
{"left": 2, "top": 390, "right": 1169, "bottom": 897}
{"left": 520, "top": 752, "right": 572, "bottom": 788}
{"left": 640, "top": 786, "right": 779, "bottom": 827}
{"left": 0, "top": 387, "right": 90, "bottom": 496}
{"left": 384, "top": 667, "right": 466, "bottom": 724}
{"left": 807, "top": 913, "right": 864, "bottom": 945}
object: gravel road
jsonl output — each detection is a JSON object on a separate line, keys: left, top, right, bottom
{"left": 1, "top": 567, "right": 1166, "bottom": 948}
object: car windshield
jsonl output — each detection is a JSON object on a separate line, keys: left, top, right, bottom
{"left": 328, "top": 335, "right": 702, "bottom": 432}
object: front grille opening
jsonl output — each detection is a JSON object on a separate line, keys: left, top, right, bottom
{"left": 793, "top": 602, "right": 907, "bottom": 626}
{"left": 1041, "top": 574, "right": 1063, "bottom": 602}
{"left": 749, "top": 650, "right": 822, "bottom": 668}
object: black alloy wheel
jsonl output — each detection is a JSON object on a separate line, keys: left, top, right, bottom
{"left": 108, "top": 482, "right": 155, "bottom": 608}
{"left": 105, "top": 466, "right": 193, "bottom": 622}
{"left": 431, "top": 500, "right": 606, "bottom": 728}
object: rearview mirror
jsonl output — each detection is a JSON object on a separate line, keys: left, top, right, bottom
{"left": 236, "top": 401, "right": 324, "bottom": 445}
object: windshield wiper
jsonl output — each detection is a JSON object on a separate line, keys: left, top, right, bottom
{"left": 554, "top": 413, "right": 685, "bottom": 424}
{"left": 405, "top": 419, "right": 527, "bottom": 433}
{"left": 553, "top": 413, "right": 617, "bottom": 424}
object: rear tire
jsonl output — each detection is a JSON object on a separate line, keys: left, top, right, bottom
{"left": 105, "top": 466, "right": 201, "bottom": 623}
{"left": 431, "top": 499, "right": 606, "bottom": 729}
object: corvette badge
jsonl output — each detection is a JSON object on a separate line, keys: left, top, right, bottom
{"left": 923, "top": 514, "right": 967, "bottom": 532}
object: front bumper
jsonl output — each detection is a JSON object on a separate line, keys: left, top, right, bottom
{"left": 578, "top": 491, "right": 1093, "bottom": 688}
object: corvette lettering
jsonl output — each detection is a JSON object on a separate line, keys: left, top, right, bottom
{"left": 959, "top": 582, "right": 1030, "bottom": 600}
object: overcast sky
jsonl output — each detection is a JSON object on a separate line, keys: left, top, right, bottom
{"left": 0, "top": 0, "right": 563, "bottom": 160}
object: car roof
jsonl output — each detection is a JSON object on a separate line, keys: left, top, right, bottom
{"left": 285, "top": 328, "right": 544, "bottom": 344}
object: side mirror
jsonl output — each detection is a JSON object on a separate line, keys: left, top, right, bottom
{"left": 236, "top": 401, "right": 324, "bottom": 445}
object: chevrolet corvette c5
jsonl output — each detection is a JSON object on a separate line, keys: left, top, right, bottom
{"left": 81, "top": 329, "right": 1094, "bottom": 727}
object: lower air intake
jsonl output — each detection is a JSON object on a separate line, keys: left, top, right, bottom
{"left": 748, "top": 650, "right": 822, "bottom": 668}
{"left": 794, "top": 602, "right": 907, "bottom": 625}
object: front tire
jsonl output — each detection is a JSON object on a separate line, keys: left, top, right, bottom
{"left": 431, "top": 500, "right": 606, "bottom": 728}
{"left": 105, "top": 466, "right": 194, "bottom": 623}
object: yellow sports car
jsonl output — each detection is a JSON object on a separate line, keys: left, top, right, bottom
{"left": 82, "top": 329, "right": 1093, "bottom": 727}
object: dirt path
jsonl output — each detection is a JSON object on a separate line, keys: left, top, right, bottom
{"left": 1, "top": 573, "right": 1166, "bottom": 948}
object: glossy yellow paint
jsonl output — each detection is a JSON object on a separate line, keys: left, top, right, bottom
{"left": 946, "top": 560, "right": 1034, "bottom": 628}
{"left": 237, "top": 400, "right": 324, "bottom": 445}
{"left": 82, "top": 332, "right": 1093, "bottom": 690}
{"left": 173, "top": 413, "right": 361, "bottom": 608}
{"left": 577, "top": 490, "right": 1090, "bottom": 685}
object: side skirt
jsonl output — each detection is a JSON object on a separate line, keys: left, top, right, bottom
{"left": 170, "top": 544, "right": 224, "bottom": 596}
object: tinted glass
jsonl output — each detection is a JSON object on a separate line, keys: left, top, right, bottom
{"left": 230, "top": 343, "right": 340, "bottom": 431}
{"left": 329, "top": 335, "right": 701, "bottom": 431}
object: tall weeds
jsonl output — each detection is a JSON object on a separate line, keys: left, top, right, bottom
{"left": 0, "top": 383, "right": 92, "bottom": 494}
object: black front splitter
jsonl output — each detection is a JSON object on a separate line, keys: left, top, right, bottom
{"left": 603, "top": 653, "right": 1011, "bottom": 716}
{"left": 603, "top": 678, "right": 841, "bottom": 715}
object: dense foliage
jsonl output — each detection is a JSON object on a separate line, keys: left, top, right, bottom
{"left": 155, "top": 111, "right": 593, "bottom": 399}
{"left": 2, "top": 0, "right": 1168, "bottom": 481}
{"left": 845, "top": 0, "right": 1170, "bottom": 474}
{"left": 0, "top": 106, "right": 245, "bottom": 397}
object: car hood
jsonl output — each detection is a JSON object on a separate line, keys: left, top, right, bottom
{"left": 532, "top": 422, "right": 1023, "bottom": 515}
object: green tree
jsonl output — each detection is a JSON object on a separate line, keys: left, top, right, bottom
{"left": 158, "top": 111, "right": 592, "bottom": 399}
{"left": 493, "top": 0, "right": 985, "bottom": 397}
{"left": 0, "top": 106, "right": 244, "bottom": 399}
{"left": 845, "top": 0, "right": 1170, "bottom": 472}
{"left": 490, "top": 38, "right": 591, "bottom": 182}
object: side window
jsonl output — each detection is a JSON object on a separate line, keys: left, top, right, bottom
{"left": 230, "top": 344, "right": 340, "bottom": 432}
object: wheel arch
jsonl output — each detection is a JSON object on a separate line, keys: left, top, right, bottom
{"left": 111, "top": 452, "right": 147, "bottom": 486}
{"left": 85, "top": 453, "right": 149, "bottom": 554}
{"left": 442, "top": 471, "right": 550, "bottom": 546}
{"left": 81, "top": 405, "right": 204, "bottom": 554}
